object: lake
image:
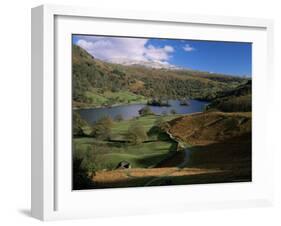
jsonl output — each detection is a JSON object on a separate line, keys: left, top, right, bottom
{"left": 77, "top": 99, "right": 209, "bottom": 124}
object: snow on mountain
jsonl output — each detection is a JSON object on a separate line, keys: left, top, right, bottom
{"left": 107, "top": 58, "right": 182, "bottom": 70}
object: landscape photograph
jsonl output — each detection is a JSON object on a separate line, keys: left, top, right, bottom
{"left": 72, "top": 34, "right": 252, "bottom": 190}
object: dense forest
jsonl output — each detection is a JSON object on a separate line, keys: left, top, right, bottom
{"left": 72, "top": 44, "right": 250, "bottom": 108}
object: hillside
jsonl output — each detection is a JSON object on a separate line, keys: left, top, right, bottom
{"left": 207, "top": 80, "right": 252, "bottom": 112}
{"left": 80, "top": 111, "right": 252, "bottom": 188}
{"left": 72, "top": 44, "right": 248, "bottom": 108}
{"left": 167, "top": 111, "right": 251, "bottom": 145}
{"left": 154, "top": 111, "right": 252, "bottom": 181}
{"left": 72, "top": 44, "right": 252, "bottom": 189}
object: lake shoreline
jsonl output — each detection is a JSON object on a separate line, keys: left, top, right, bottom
{"left": 73, "top": 100, "right": 148, "bottom": 110}
{"left": 76, "top": 99, "right": 210, "bottom": 124}
{"left": 74, "top": 98, "right": 209, "bottom": 111}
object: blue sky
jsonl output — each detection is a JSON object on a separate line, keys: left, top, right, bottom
{"left": 73, "top": 35, "right": 252, "bottom": 77}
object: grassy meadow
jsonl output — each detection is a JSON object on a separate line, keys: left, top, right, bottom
{"left": 73, "top": 115, "right": 178, "bottom": 173}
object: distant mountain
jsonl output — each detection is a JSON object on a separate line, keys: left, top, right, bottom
{"left": 72, "top": 44, "right": 249, "bottom": 109}
{"left": 107, "top": 58, "right": 182, "bottom": 70}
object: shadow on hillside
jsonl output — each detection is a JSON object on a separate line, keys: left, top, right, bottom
{"left": 157, "top": 133, "right": 252, "bottom": 171}
{"left": 187, "top": 133, "right": 252, "bottom": 171}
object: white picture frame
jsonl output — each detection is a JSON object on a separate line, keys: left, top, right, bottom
{"left": 31, "top": 4, "right": 274, "bottom": 221}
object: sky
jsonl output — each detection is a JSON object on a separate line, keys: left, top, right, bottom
{"left": 73, "top": 35, "right": 252, "bottom": 77}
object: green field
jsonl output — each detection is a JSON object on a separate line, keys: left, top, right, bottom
{"left": 75, "top": 89, "right": 147, "bottom": 108}
{"left": 73, "top": 115, "right": 179, "bottom": 171}
{"left": 111, "top": 114, "right": 179, "bottom": 141}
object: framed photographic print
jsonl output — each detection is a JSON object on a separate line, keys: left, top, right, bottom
{"left": 31, "top": 4, "right": 274, "bottom": 221}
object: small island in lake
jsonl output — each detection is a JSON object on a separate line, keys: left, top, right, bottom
{"left": 147, "top": 98, "right": 171, "bottom": 107}
{"left": 72, "top": 35, "right": 252, "bottom": 190}
{"left": 179, "top": 99, "right": 190, "bottom": 106}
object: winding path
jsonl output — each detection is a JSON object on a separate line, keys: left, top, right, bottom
{"left": 177, "top": 148, "right": 191, "bottom": 168}
{"left": 125, "top": 129, "right": 192, "bottom": 186}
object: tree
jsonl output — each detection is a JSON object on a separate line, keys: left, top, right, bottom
{"left": 73, "top": 111, "right": 87, "bottom": 136}
{"left": 91, "top": 116, "right": 113, "bottom": 140}
{"left": 147, "top": 98, "right": 170, "bottom": 106}
{"left": 138, "top": 106, "right": 154, "bottom": 116}
{"left": 126, "top": 122, "right": 148, "bottom": 144}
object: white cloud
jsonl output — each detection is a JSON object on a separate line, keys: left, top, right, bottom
{"left": 144, "top": 44, "right": 173, "bottom": 61}
{"left": 183, "top": 44, "right": 195, "bottom": 52}
{"left": 75, "top": 36, "right": 175, "bottom": 66}
{"left": 164, "top": 45, "right": 174, "bottom": 52}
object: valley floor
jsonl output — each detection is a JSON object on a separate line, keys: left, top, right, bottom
{"left": 74, "top": 112, "right": 252, "bottom": 189}
{"left": 91, "top": 138, "right": 251, "bottom": 189}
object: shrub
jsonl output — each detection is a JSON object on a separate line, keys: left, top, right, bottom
{"left": 73, "top": 111, "right": 87, "bottom": 136}
{"left": 126, "top": 122, "right": 148, "bottom": 144}
{"left": 138, "top": 106, "right": 154, "bottom": 116}
{"left": 91, "top": 116, "right": 114, "bottom": 140}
